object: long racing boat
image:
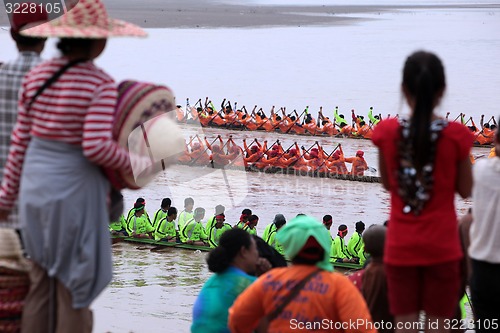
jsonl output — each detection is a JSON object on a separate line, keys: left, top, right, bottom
{"left": 112, "top": 236, "right": 362, "bottom": 273}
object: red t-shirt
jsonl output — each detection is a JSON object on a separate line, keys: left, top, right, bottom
{"left": 372, "top": 118, "right": 473, "bottom": 266}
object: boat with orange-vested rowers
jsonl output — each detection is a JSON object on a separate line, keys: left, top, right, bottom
{"left": 178, "top": 100, "right": 497, "bottom": 147}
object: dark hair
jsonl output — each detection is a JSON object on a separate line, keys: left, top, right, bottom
{"left": 184, "top": 197, "right": 194, "bottom": 207}
{"left": 56, "top": 38, "right": 94, "bottom": 57}
{"left": 323, "top": 215, "right": 332, "bottom": 223}
{"left": 248, "top": 215, "right": 259, "bottom": 223}
{"left": 136, "top": 197, "right": 145, "bottom": 204}
{"left": 242, "top": 208, "right": 252, "bottom": 216}
{"left": 402, "top": 51, "right": 445, "bottom": 171}
{"left": 11, "top": 30, "right": 45, "bottom": 47}
{"left": 206, "top": 228, "right": 252, "bottom": 273}
{"left": 167, "top": 207, "right": 177, "bottom": 216}
{"left": 355, "top": 221, "right": 365, "bottom": 232}
{"left": 161, "top": 198, "right": 171, "bottom": 208}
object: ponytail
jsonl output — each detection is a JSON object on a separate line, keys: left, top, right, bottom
{"left": 402, "top": 51, "right": 445, "bottom": 172}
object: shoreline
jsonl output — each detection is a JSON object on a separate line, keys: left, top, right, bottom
{"left": 1, "top": 2, "right": 499, "bottom": 28}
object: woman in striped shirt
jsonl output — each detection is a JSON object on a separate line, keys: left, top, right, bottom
{"left": 0, "top": 1, "right": 146, "bottom": 332}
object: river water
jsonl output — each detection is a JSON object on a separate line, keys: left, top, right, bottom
{"left": 2, "top": 1, "right": 495, "bottom": 332}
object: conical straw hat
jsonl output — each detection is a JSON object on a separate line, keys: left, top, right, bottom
{"left": 20, "top": 0, "right": 146, "bottom": 38}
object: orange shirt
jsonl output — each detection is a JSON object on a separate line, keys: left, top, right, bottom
{"left": 344, "top": 156, "right": 368, "bottom": 176}
{"left": 228, "top": 265, "right": 376, "bottom": 333}
{"left": 476, "top": 128, "right": 495, "bottom": 145}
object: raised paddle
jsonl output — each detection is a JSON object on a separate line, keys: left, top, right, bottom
{"left": 315, "top": 143, "right": 341, "bottom": 171}
{"left": 252, "top": 139, "right": 280, "bottom": 165}
{"left": 189, "top": 136, "right": 218, "bottom": 165}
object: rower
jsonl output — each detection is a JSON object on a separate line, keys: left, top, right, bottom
{"left": 262, "top": 214, "right": 287, "bottom": 255}
{"left": 180, "top": 207, "right": 208, "bottom": 246}
{"left": 126, "top": 197, "right": 152, "bottom": 227}
{"left": 178, "top": 197, "right": 194, "bottom": 231}
{"left": 126, "top": 202, "right": 154, "bottom": 238}
{"left": 154, "top": 207, "right": 178, "bottom": 242}
{"left": 322, "top": 215, "right": 333, "bottom": 233}
{"left": 152, "top": 198, "right": 171, "bottom": 231}
{"left": 205, "top": 204, "right": 226, "bottom": 234}
{"left": 344, "top": 150, "right": 369, "bottom": 176}
{"left": 331, "top": 224, "right": 355, "bottom": 263}
{"left": 242, "top": 215, "right": 259, "bottom": 236}
{"left": 347, "top": 221, "right": 366, "bottom": 264}
{"left": 208, "top": 214, "right": 232, "bottom": 248}
{"left": 234, "top": 209, "right": 252, "bottom": 229}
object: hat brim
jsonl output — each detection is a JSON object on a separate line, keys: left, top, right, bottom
{"left": 0, "top": 258, "right": 29, "bottom": 273}
{"left": 20, "top": 17, "right": 146, "bottom": 38}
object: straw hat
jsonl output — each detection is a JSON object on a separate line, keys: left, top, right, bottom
{"left": 105, "top": 80, "right": 176, "bottom": 190}
{"left": 0, "top": 228, "right": 28, "bottom": 273}
{"left": 20, "top": 0, "right": 146, "bottom": 38}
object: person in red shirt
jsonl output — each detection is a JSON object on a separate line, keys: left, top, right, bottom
{"left": 372, "top": 51, "right": 473, "bottom": 332}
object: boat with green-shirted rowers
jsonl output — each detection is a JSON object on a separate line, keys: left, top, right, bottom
{"left": 111, "top": 235, "right": 362, "bottom": 273}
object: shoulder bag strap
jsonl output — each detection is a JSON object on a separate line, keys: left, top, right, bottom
{"left": 266, "top": 268, "right": 322, "bottom": 322}
{"left": 26, "top": 58, "right": 85, "bottom": 113}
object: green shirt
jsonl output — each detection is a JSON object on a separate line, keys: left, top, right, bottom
{"left": 347, "top": 232, "right": 364, "bottom": 259}
{"left": 208, "top": 223, "right": 232, "bottom": 248}
{"left": 152, "top": 208, "right": 168, "bottom": 230}
{"left": 126, "top": 208, "right": 152, "bottom": 227}
{"left": 205, "top": 215, "right": 217, "bottom": 234}
{"left": 181, "top": 218, "right": 208, "bottom": 243}
{"left": 154, "top": 217, "right": 177, "bottom": 241}
{"left": 126, "top": 214, "right": 154, "bottom": 236}
{"left": 234, "top": 221, "right": 245, "bottom": 229}
{"left": 262, "top": 224, "right": 276, "bottom": 242}
{"left": 178, "top": 210, "right": 194, "bottom": 231}
{"left": 358, "top": 243, "right": 367, "bottom": 266}
{"left": 263, "top": 225, "right": 284, "bottom": 255}
{"left": 331, "top": 235, "right": 351, "bottom": 261}
{"left": 242, "top": 224, "right": 257, "bottom": 236}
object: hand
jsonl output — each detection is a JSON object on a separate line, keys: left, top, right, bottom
{"left": 255, "top": 257, "right": 272, "bottom": 276}
{"left": 217, "top": 135, "right": 221, "bottom": 138}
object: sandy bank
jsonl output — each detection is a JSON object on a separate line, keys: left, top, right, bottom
{"left": 1, "top": 0, "right": 499, "bottom": 29}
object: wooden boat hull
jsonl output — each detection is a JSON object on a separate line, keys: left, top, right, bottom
{"left": 176, "top": 161, "right": 380, "bottom": 184}
{"left": 112, "top": 236, "right": 362, "bottom": 273}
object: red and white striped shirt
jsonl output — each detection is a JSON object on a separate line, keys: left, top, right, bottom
{"left": 0, "top": 58, "right": 130, "bottom": 209}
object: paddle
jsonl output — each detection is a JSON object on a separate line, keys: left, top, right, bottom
{"left": 288, "top": 142, "right": 317, "bottom": 168}
{"left": 189, "top": 136, "right": 218, "bottom": 165}
{"left": 208, "top": 135, "right": 233, "bottom": 168}
{"left": 285, "top": 109, "right": 307, "bottom": 134}
{"left": 252, "top": 139, "right": 280, "bottom": 165}
{"left": 315, "top": 143, "right": 340, "bottom": 171}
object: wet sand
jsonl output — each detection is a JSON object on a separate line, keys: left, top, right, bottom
{"left": 1, "top": 0, "right": 498, "bottom": 29}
